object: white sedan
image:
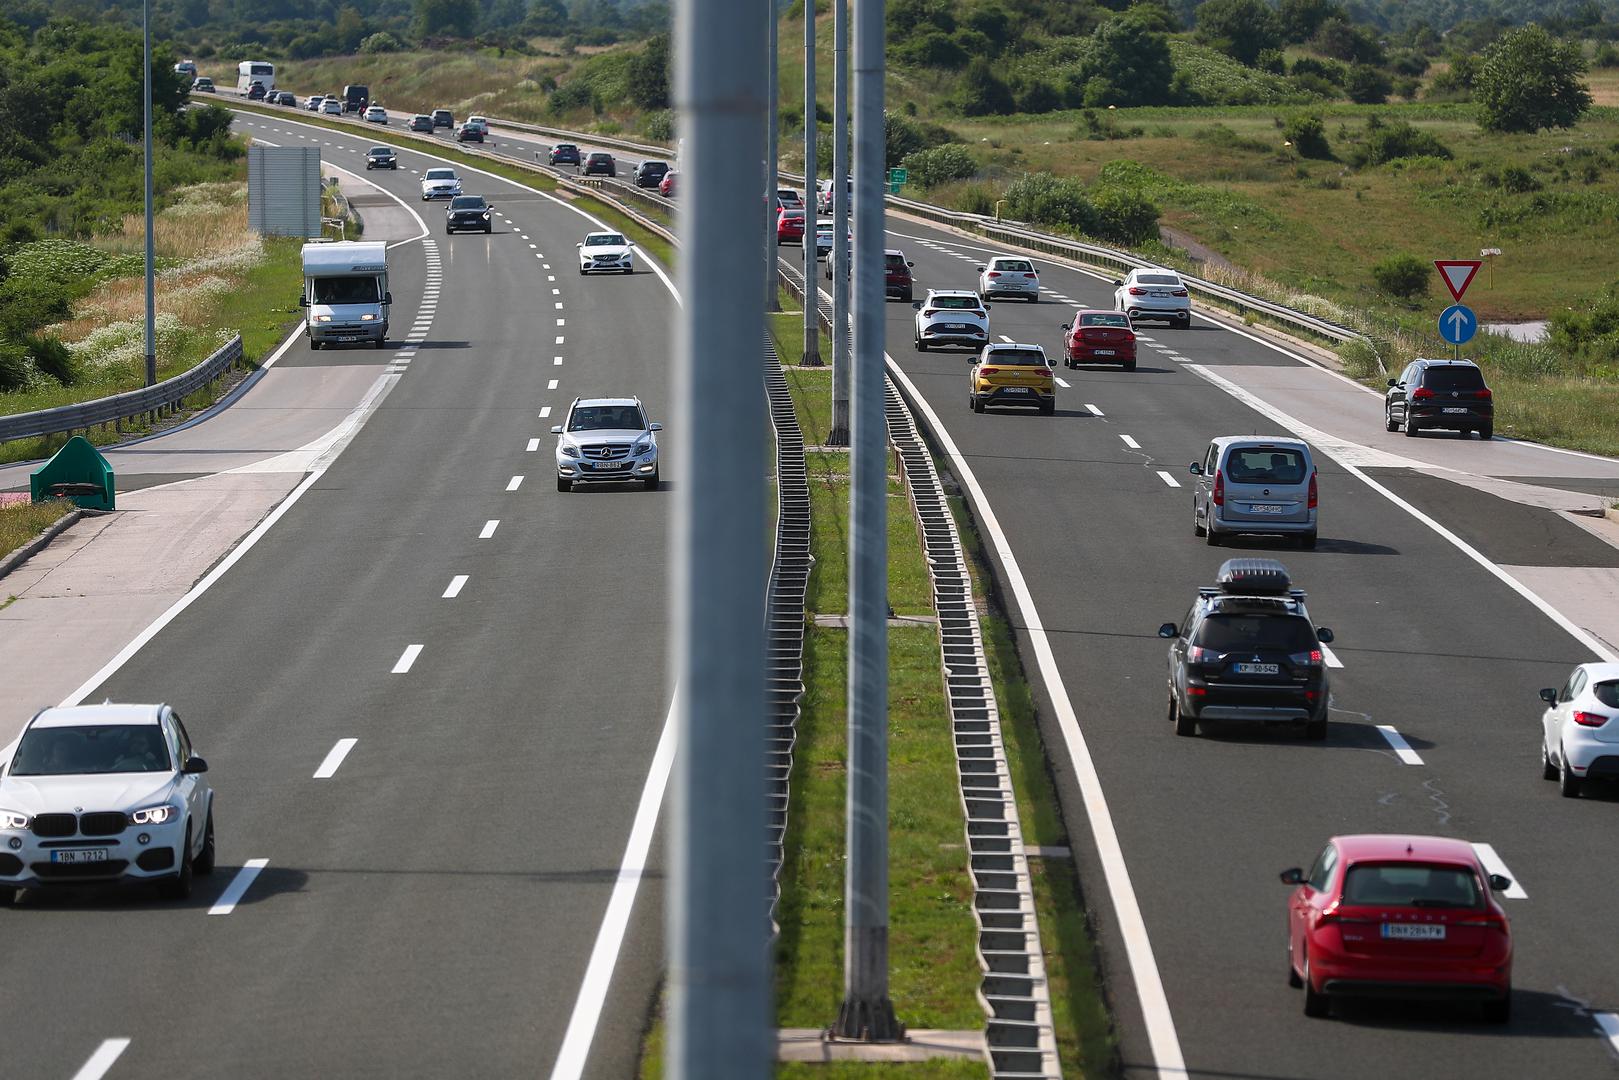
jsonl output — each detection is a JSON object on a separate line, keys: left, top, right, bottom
{"left": 577, "top": 231, "right": 636, "bottom": 274}
{"left": 420, "top": 167, "right": 462, "bottom": 200}
{"left": 913, "top": 289, "right": 989, "bottom": 351}
{"left": 1540, "top": 662, "right": 1619, "bottom": 797}
{"left": 1114, "top": 267, "right": 1191, "bottom": 328}
{"left": 363, "top": 105, "right": 388, "bottom": 124}
{"left": 0, "top": 703, "right": 215, "bottom": 903}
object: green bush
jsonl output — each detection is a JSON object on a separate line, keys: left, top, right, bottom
{"left": 1345, "top": 63, "right": 1392, "bottom": 104}
{"left": 955, "top": 57, "right": 1016, "bottom": 115}
{"left": 643, "top": 109, "right": 674, "bottom": 143}
{"left": 0, "top": 341, "right": 32, "bottom": 392}
{"left": 1003, "top": 172, "right": 1098, "bottom": 233}
{"left": 1169, "top": 40, "right": 1315, "bottom": 105}
{"left": 1283, "top": 114, "right": 1332, "bottom": 159}
{"left": 1352, "top": 120, "right": 1452, "bottom": 166}
{"left": 1371, "top": 253, "right": 1429, "bottom": 300}
{"left": 903, "top": 144, "right": 978, "bottom": 188}
{"left": 23, "top": 333, "right": 77, "bottom": 386}
{"left": 1091, "top": 186, "right": 1161, "bottom": 244}
{"left": 359, "top": 32, "right": 405, "bottom": 54}
{"left": 958, "top": 183, "right": 998, "bottom": 216}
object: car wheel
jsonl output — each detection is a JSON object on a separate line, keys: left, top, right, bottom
{"left": 972, "top": 396, "right": 985, "bottom": 414}
{"left": 623, "top": 266, "right": 633, "bottom": 274}
{"left": 310, "top": 339, "right": 323, "bottom": 351}
{"left": 374, "top": 337, "right": 386, "bottom": 350}
{"left": 1288, "top": 950, "right": 1303, "bottom": 988}
{"left": 1385, "top": 407, "right": 1399, "bottom": 432}
{"left": 1124, "top": 360, "right": 1136, "bottom": 371}
{"left": 916, "top": 338, "right": 928, "bottom": 352}
{"left": 1403, "top": 419, "right": 1420, "bottom": 437}
{"left": 160, "top": 825, "right": 195, "bottom": 901}
{"left": 1039, "top": 400, "right": 1055, "bottom": 416}
{"left": 557, "top": 477, "right": 572, "bottom": 493}
{"left": 903, "top": 290, "right": 913, "bottom": 303}
{"left": 1559, "top": 748, "right": 1582, "bottom": 798}
{"left": 1172, "top": 695, "right": 1197, "bottom": 737}
{"left": 1193, "top": 508, "right": 1206, "bottom": 537}
{"left": 1178, "top": 314, "right": 1191, "bottom": 329}
{"left": 1305, "top": 716, "right": 1328, "bottom": 741}
{"left": 1541, "top": 739, "right": 1558, "bottom": 781}
{"left": 1299, "top": 532, "right": 1317, "bottom": 550}
{"left": 1483, "top": 993, "right": 1512, "bottom": 1025}
{"left": 1480, "top": 423, "right": 1494, "bottom": 439}
{"left": 1302, "top": 959, "right": 1330, "bottom": 1018}
{"left": 194, "top": 807, "right": 216, "bottom": 876}
{"left": 1205, "top": 525, "right": 1222, "bottom": 546}
{"left": 643, "top": 469, "right": 659, "bottom": 492}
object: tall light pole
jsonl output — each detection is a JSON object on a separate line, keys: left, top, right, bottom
{"left": 668, "top": 0, "right": 772, "bottom": 1070}
{"left": 765, "top": 0, "right": 780, "bottom": 314}
{"left": 801, "top": 0, "right": 820, "bottom": 366}
{"left": 826, "top": 0, "right": 850, "bottom": 444}
{"left": 833, "top": 0, "right": 900, "bottom": 1043}
{"left": 143, "top": 0, "right": 157, "bottom": 388}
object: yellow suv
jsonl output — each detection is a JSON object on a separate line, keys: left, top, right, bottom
{"left": 970, "top": 342, "right": 1056, "bottom": 415}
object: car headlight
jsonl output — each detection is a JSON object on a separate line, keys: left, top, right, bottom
{"left": 0, "top": 809, "right": 30, "bottom": 830}
{"left": 360, "top": 313, "right": 375, "bottom": 321}
{"left": 314, "top": 314, "right": 332, "bottom": 323}
{"left": 561, "top": 445, "right": 579, "bottom": 458}
{"left": 633, "top": 439, "right": 652, "bottom": 455}
{"left": 481, "top": 211, "right": 490, "bottom": 218}
{"left": 128, "top": 804, "right": 175, "bottom": 825}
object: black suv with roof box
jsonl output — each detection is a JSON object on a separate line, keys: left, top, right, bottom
{"left": 1159, "top": 559, "right": 1335, "bottom": 740}
{"left": 1385, "top": 358, "right": 1494, "bottom": 439}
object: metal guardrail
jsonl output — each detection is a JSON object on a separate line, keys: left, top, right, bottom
{"left": 0, "top": 334, "right": 245, "bottom": 445}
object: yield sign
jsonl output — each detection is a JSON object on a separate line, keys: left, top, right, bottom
{"left": 1434, "top": 260, "right": 1482, "bottom": 302}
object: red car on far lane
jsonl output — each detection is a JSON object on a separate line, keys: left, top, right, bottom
{"left": 1062, "top": 309, "right": 1137, "bottom": 371}
{"left": 1282, "top": 834, "right": 1514, "bottom": 1023}
{"left": 776, "top": 207, "right": 806, "bottom": 245}
{"left": 660, "top": 170, "right": 678, "bottom": 198}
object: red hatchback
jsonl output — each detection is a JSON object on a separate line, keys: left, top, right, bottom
{"left": 1282, "top": 835, "right": 1513, "bottom": 1023}
{"left": 1062, "top": 310, "right": 1137, "bottom": 371}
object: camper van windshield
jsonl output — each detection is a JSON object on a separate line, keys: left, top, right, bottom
{"left": 313, "top": 277, "right": 380, "bottom": 304}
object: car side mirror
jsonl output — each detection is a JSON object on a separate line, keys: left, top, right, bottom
{"left": 298, "top": 296, "right": 308, "bottom": 307}
{"left": 1316, "top": 627, "right": 1334, "bottom": 644}
{"left": 1188, "top": 462, "right": 1202, "bottom": 476}
{"left": 1157, "top": 623, "right": 1177, "bottom": 639}
{"left": 1488, "top": 873, "right": 1512, "bottom": 893}
{"left": 976, "top": 266, "right": 985, "bottom": 273}
{"left": 1112, "top": 279, "right": 1123, "bottom": 287}
{"left": 912, "top": 301, "right": 922, "bottom": 310}
{"left": 183, "top": 756, "right": 209, "bottom": 774}
{"left": 907, "top": 261, "right": 914, "bottom": 267}
{"left": 550, "top": 425, "right": 563, "bottom": 434}
{"left": 383, "top": 293, "right": 392, "bottom": 305}
{"left": 1387, "top": 378, "right": 1398, "bottom": 386}
{"left": 627, "top": 240, "right": 636, "bottom": 246}
{"left": 576, "top": 242, "right": 584, "bottom": 247}
{"left": 1539, "top": 688, "right": 1558, "bottom": 705}
{"left": 649, "top": 423, "right": 663, "bottom": 431}
{"left": 1279, "top": 867, "right": 1305, "bottom": 885}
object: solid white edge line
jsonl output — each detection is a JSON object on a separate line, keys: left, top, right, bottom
{"left": 391, "top": 644, "right": 423, "bottom": 673}
{"left": 313, "top": 738, "right": 358, "bottom": 779}
{"left": 1120, "top": 434, "right": 1141, "bottom": 449}
{"left": 443, "top": 574, "right": 469, "bottom": 598}
{"left": 1320, "top": 644, "right": 1344, "bottom": 669}
{"left": 71, "top": 1039, "right": 131, "bottom": 1080}
{"left": 1156, "top": 470, "right": 1180, "bottom": 489}
{"left": 884, "top": 354, "right": 1187, "bottom": 1079}
{"left": 1470, "top": 843, "right": 1529, "bottom": 899}
{"left": 548, "top": 696, "right": 677, "bottom": 1080}
{"left": 479, "top": 519, "right": 499, "bottom": 539}
{"left": 208, "top": 858, "right": 270, "bottom": 915}
{"left": 59, "top": 470, "right": 325, "bottom": 706}
{"left": 1374, "top": 724, "right": 1423, "bottom": 766}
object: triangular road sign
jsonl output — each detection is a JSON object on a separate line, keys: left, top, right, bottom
{"left": 1435, "top": 260, "right": 1482, "bottom": 302}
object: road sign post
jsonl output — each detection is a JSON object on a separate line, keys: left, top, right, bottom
{"left": 886, "top": 167, "right": 906, "bottom": 194}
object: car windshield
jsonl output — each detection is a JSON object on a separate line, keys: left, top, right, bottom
{"left": 433, "top": 111, "right": 451, "bottom": 119}
{"left": 585, "top": 234, "right": 627, "bottom": 247}
{"left": 1138, "top": 273, "right": 1182, "bottom": 286}
{"left": 931, "top": 296, "right": 980, "bottom": 310}
{"left": 1224, "top": 447, "right": 1308, "bottom": 484}
{"left": 986, "top": 348, "right": 1045, "bottom": 366}
{"left": 643, "top": 162, "right": 668, "bottom": 173}
{"left": 1423, "top": 365, "right": 1485, "bottom": 391}
{"left": 1193, "top": 614, "right": 1317, "bottom": 652}
{"left": 994, "top": 259, "right": 1033, "bottom": 272}
{"left": 425, "top": 169, "right": 456, "bottom": 180}
{"left": 557, "top": 144, "right": 577, "bottom": 151}
{"left": 312, "top": 277, "right": 380, "bottom": 304}
{"left": 369, "top": 148, "right": 391, "bottom": 156}
{"left": 12, "top": 724, "right": 171, "bottom": 776}
{"left": 1080, "top": 313, "right": 1130, "bottom": 327}
{"left": 569, "top": 405, "right": 646, "bottom": 431}
{"left": 450, "top": 196, "right": 486, "bottom": 210}
{"left": 1342, "top": 863, "right": 1483, "bottom": 908}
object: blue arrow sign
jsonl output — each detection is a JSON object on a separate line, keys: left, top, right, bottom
{"left": 1438, "top": 303, "right": 1476, "bottom": 346}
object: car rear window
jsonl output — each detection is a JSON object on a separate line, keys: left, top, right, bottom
{"left": 931, "top": 296, "right": 980, "bottom": 310}
{"left": 1079, "top": 313, "right": 1130, "bottom": 327}
{"left": 1192, "top": 614, "right": 1317, "bottom": 652}
{"left": 1422, "top": 365, "right": 1486, "bottom": 391}
{"left": 1342, "top": 863, "right": 1482, "bottom": 908}
{"left": 12, "top": 725, "right": 171, "bottom": 775}
{"left": 987, "top": 348, "right": 1046, "bottom": 366}
{"left": 994, "top": 259, "right": 1033, "bottom": 272}
{"left": 1594, "top": 681, "right": 1619, "bottom": 708}
{"left": 1223, "top": 447, "right": 1308, "bottom": 484}
{"left": 886, "top": 254, "right": 909, "bottom": 269}
{"left": 1138, "top": 273, "right": 1182, "bottom": 286}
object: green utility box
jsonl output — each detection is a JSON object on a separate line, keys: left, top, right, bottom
{"left": 31, "top": 435, "right": 115, "bottom": 511}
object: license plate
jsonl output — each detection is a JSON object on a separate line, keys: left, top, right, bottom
{"left": 52, "top": 849, "right": 110, "bottom": 864}
{"left": 1002, "top": 386, "right": 1031, "bottom": 394}
{"left": 590, "top": 461, "right": 623, "bottom": 470}
{"left": 1442, "top": 407, "right": 1469, "bottom": 414}
{"left": 1382, "top": 923, "right": 1446, "bottom": 940}
{"left": 1093, "top": 349, "right": 1115, "bottom": 356}
{"left": 1248, "top": 504, "right": 1285, "bottom": 514}
{"left": 336, "top": 335, "right": 360, "bottom": 342}
{"left": 945, "top": 324, "right": 966, "bottom": 331}
{"left": 1151, "top": 289, "right": 1170, "bottom": 297}
{"left": 1233, "top": 662, "right": 1279, "bottom": 675}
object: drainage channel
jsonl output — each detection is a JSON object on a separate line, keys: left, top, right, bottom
{"left": 780, "top": 259, "right": 1061, "bottom": 1078}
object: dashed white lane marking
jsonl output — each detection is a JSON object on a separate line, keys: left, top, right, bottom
{"left": 556, "top": 336, "right": 565, "bottom": 345}
{"left": 443, "top": 574, "right": 469, "bottom": 599}
{"left": 543, "top": 263, "right": 552, "bottom": 270}
{"left": 521, "top": 234, "right": 530, "bottom": 239}
{"left": 313, "top": 738, "right": 358, "bottom": 779}
{"left": 1374, "top": 725, "right": 1422, "bottom": 765}
{"left": 1595, "top": 1014, "right": 1619, "bottom": 1059}
{"left": 1156, "top": 470, "right": 1180, "bottom": 488}
{"left": 1054, "top": 377, "right": 1071, "bottom": 388}
{"left": 555, "top": 302, "right": 564, "bottom": 310}
{"left": 552, "top": 288, "right": 561, "bottom": 295}
{"left": 71, "top": 1039, "right": 130, "bottom": 1080}
{"left": 1120, "top": 434, "right": 1141, "bottom": 449}
{"left": 556, "top": 318, "right": 566, "bottom": 326}
{"left": 1471, "top": 843, "right": 1528, "bottom": 899}
{"left": 548, "top": 379, "right": 559, "bottom": 389}
{"left": 506, "top": 475, "right": 525, "bottom": 492}
{"left": 208, "top": 859, "right": 269, "bottom": 915}
{"left": 999, "top": 334, "right": 1015, "bottom": 343}
{"left": 529, "top": 243, "right": 538, "bottom": 249}
{"left": 1085, "top": 403, "right": 1104, "bottom": 416}
{"left": 548, "top": 275, "right": 557, "bottom": 282}
{"left": 527, "top": 438, "right": 542, "bottom": 452}
{"left": 392, "top": 644, "right": 424, "bottom": 673}
{"left": 479, "top": 520, "right": 499, "bottom": 539}
{"left": 1321, "top": 645, "right": 1344, "bottom": 669}
{"left": 539, "top": 406, "right": 553, "bottom": 418}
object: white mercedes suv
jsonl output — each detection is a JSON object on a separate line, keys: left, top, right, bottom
{"left": 0, "top": 704, "right": 215, "bottom": 903}
{"left": 577, "top": 231, "right": 637, "bottom": 274}
{"left": 419, "top": 167, "right": 462, "bottom": 201}
{"left": 552, "top": 397, "right": 661, "bottom": 491}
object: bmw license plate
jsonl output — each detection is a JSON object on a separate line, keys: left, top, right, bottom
{"left": 52, "top": 849, "right": 109, "bottom": 864}
{"left": 1093, "top": 349, "right": 1115, "bottom": 356}
{"left": 1442, "top": 407, "right": 1468, "bottom": 414}
{"left": 1233, "top": 662, "right": 1279, "bottom": 675}
{"left": 1382, "top": 923, "right": 1445, "bottom": 940}
{"left": 1249, "top": 504, "right": 1285, "bottom": 514}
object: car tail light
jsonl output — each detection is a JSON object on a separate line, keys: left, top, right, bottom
{"left": 1290, "top": 650, "right": 1323, "bottom": 666}
{"left": 1573, "top": 710, "right": 1610, "bottom": 727}
{"left": 1457, "top": 912, "right": 1510, "bottom": 933}
{"left": 1128, "top": 286, "right": 1147, "bottom": 295}
{"left": 980, "top": 367, "right": 1000, "bottom": 375}
{"left": 1186, "top": 685, "right": 1207, "bottom": 697}
{"left": 1212, "top": 469, "right": 1224, "bottom": 506}
{"left": 987, "top": 271, "right": 1001, "bottom": 279}
{"left": 1412, "top": 387, "right": 1435, "bottom": 400}
{"left": 923, "top": 309, "right": 936, "bottom": 316}
{"left": 1186, "top": 645, "right": 1218, "bottom": 664}
{"left": 1039, "top": 368, "right": 1053, "bottom": 377}
{"left": 1172, "top": 288, "right": 1188, "bottom": 297}
{"left": 1476, "top": 388, "right": 1493, "bottom": 400}
{"left": 1023, "top": 273, "right": 1035, "bottom": 278}
{"left": 1307, "top": 469, "right": 1318, "bottom": 510}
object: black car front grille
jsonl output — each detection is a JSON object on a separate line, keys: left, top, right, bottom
{"left": 32, "top": 859, "right": 129, "bottom": 880}
{"left": 136, "top": 848, "right": 176, "bottom": 871}
{"left": 79, "top": 812, "right": 127, "bottom": 837}
{"left": 31, "top": 813, "right": 76, "bottom": 838}
{"left": 0, "top": 853, "right": 21, "bottom": 875}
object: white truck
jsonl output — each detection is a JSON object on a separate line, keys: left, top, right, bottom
{"left": 300, "top": 241, "right": 390, "bottom": 350}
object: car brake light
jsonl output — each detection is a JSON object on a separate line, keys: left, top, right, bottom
{"left": 1307, "top": 469, "right": 1318, "bottom": 510}
{"left": 1186, "top": 686, "right": 1207, "bottom": 697}
{"left": 1457, "top": 913, "right": 1510, "bottom": 932}
{"left": 980, "top": 367, "right": 999, "bottom": 375}
{"left": 1412, "top": 387, "right": 1435, "bottom": 400}
{"left": 1039, "top": 368, "right": 1053, "bottom": 377}
{"left": 1172, "top": 288, "right": 1188, "bottom": 297}
{"left": 1212, "top": 469, "right": 1224, "bottom": 506}
{"left": 1290, "top": 650, "right": 1323, "bottom": 666}
{"left": 1186, "top": 645, "right": 1217, "bottom": 663}
{"left": 1573, "top": 710, "right": 1609, "bottom": 727}
{"left": 1476, "top": 388, "right": 1492, "bottom": 400}
{"left": 987, "top": 271, "right": 1001, "bottom": 279}
{"left": 1128, "top": 286, "right": 1146, "bottom": 295}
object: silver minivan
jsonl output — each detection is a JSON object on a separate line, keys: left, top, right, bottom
{"left": 1190, "top": 436, "right": 1317, "bottom": 549}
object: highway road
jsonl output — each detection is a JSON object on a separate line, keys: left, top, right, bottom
{"left": 6, "top": 107, "right": 677, "bottom": 1080}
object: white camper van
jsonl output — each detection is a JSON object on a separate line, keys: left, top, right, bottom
{"left": 300, "top": 241, "right": 390, "bottom": 349}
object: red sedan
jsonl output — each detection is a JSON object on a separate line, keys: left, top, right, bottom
{"left": 776, "top": 207, "right": 805, "bottom": 245}
{"left": 1282, "top": 834, "right": 1513, "bottom": 1023}
{"left": 1062, "top": 309, "right": 1137, "bottom": 370}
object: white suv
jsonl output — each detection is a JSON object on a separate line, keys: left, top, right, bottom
{"left": 1114, "top": 268, "right": 1191, "bottom": 328}
{"left": 0, "top": 704, "right": 215, "bottom": 904}
{"left": 977, "top": 256, "right": 1040, "bottom": 302}
{"left": 913, "top": 289, "right": 989, "bottom": 351}
{"left": 552, "top": 397, "right": 662, "bottom": 491}
{"left": 420, "top": 167, "right": 462, "bottom": 201}
{"left": 1540, "top": 663, "right": 1619, "bottom": 797}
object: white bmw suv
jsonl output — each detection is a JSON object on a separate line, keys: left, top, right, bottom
{"left": 913, "top": 289, "right": 990, "bottom": 351}
{"left": 420, "top": 167, "right": 462, "bottom": 201}
{"left": 552, "top": 397, "right": 661, "bottom": 491}
{"left": 577, "top": 231, "right": 637, "bottom": 274}
{"left": 1114, "top": 267, "right": 1191, "bottom": 328}
{"left": 0, "top": 704, "right": 215, "bottom": 904}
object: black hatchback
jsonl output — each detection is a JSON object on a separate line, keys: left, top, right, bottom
{"left": 1385, "top": 358, "right": 1494, "bottom": 439}
{"left": 365, "top": 146, "right": 397, "bottom": 170}
{"left": 634, "top": 160, "right": 670, "bottom": 188}
{"left": 445, "top": 195, "right": 493, "bottom": 234}
{"left": 548, "top": 143, "right": 581, "bottom": 166}
{"left": 580, "top": 151, "right": 616, "bottom": 177}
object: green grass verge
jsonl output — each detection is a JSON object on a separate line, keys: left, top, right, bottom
{"left": 0, "top": 498, "right": 74, "bottom": 562}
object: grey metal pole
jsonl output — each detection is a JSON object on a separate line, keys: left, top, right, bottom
{"left": 826, "top": 0, "right": 850, "bottom": 445}
{"left": 765, "top": 0, "right": 780, "bottom": 314}
{"left": 669, "top": 0, "right": 772, "bottom": 1070}
{"left": 143, "top": 0, "right": 157, "bottom": 388}
{"left": 801, "top": 0, "right": 820, "bottom": 367}
{"left": 833, "top": 0, "right": 900, "bottom": 1043}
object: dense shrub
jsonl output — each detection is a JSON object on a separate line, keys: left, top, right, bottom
{"left": 898, "top": 30, "right": 968, "bottom": 68}
{"left": 643, "top": 109, "right": 674, "bottom": 143}
{"left": 1345, "top": 63, "right": 1392, "bottom": 104}
{"left": 1475, "top": 25, "right": 1592, "bottom": 133}
{"left": 903, "top": 144, "right": 978, "bottom": 188}
{"left": 1371, "top": 253, "right": 1430, "bottom": 300}
{"left": 1283, "top": 114, "right": 1332, "bottom": 159}
{"left": 1091, "top": 186, "right": 1161, "bottom": 244}
{"left": 955, "top": 57, "right": 1016, "bottom": 115}
{"left": 1003, "top": 172, "right": 1099, "bottom": 233}
{"left": 1352, "top": 119, "right": 1452, "bottom": 166}
{"left": 359, "top": 31, "right": 405, "bottom": 53}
